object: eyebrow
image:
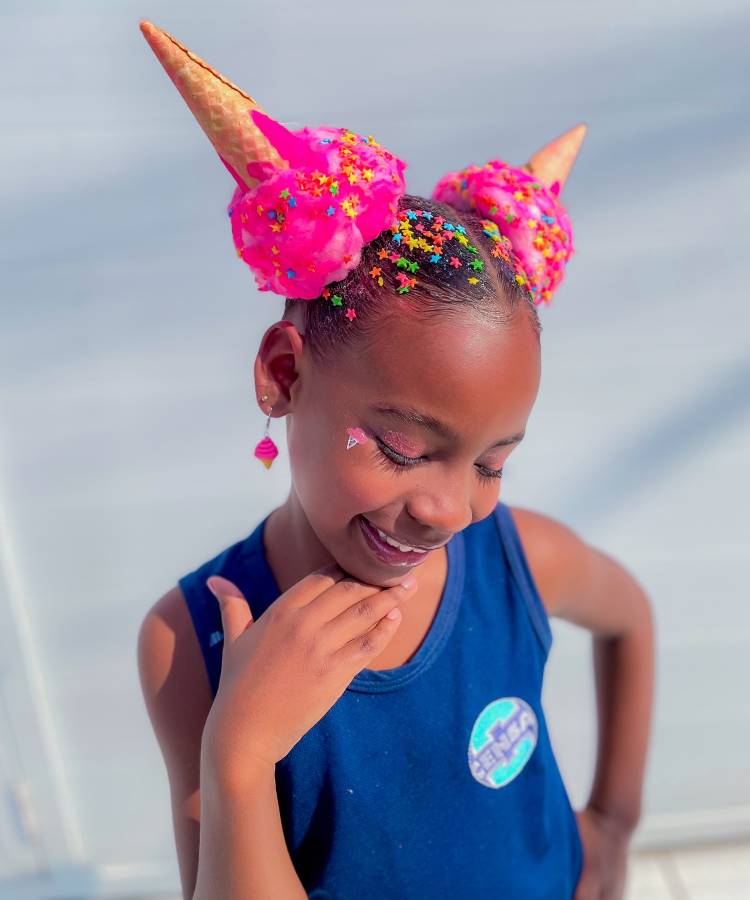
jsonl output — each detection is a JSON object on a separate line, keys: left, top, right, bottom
{"left": 370, "top": 403, "right": 525, "bottom": 448}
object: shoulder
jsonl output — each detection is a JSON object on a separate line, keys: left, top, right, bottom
{"left": 504, "top": 503, "right": 599, "bottom": 620}
{"left": 506, "top": 503, "right": 652, "bottom": 638}
{"left": 137, "top": 584, "right": 214, "bottom": 770}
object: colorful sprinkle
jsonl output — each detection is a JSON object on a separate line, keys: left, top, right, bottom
{"left": 432, "top": 158, "right": 575, "bottom": 304}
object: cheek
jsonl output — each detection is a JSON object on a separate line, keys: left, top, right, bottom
{"left": 337, "top": 426, "right": 412, "bottom": 510}
{"left": 288, "top": 422, "right": 383, "bottom": 510}
{"left": 337, "top": 439, "right": 388, "bottom": 507}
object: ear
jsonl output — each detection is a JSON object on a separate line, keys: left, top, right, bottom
{"left": 253, "top": 320, "right": 306, "bottom": 415}
{"left": 523, "top": 123, "right": 587, "bottom": 193}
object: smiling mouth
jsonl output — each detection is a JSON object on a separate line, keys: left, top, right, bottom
{"left": 357, "top": 516, "right": 432, "bottom": 567}
{"left": 359, "top": 515, "right": 448, "bottom": 554}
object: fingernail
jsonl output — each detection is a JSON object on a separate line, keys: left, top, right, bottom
{"left": 400, "top": 576, "right": 417, "bottom": 590}
{"left": 206, "top": 575, "right": 240, "bottom": 598}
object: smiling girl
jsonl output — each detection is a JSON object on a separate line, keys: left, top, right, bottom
{"left": 136, "top": 20, "right": 655, "bottom": 900}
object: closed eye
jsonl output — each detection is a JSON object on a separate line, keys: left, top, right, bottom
{"left": 374, "top": 439, "right": 503, "bottom": 481}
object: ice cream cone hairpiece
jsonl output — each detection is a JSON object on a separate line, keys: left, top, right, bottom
{"left": 139, "top": 20, "right": 406, "bottom": 301}
{"left": 140, "top": 20, "right": 584, "bottom": 308}
{"left": 432, "top": 124, "right": 586, "bottom": 305}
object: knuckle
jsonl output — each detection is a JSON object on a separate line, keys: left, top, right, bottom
{"left": 285, "top": 612, "right": 307, "bottom": 642}
{"left": 359, "top": 630, "right": 375, "bottom": 654}
{"left": 313, "top": 658, "right": 329, "bottom": 679}
{"left": 339, "top": 578, "right": 361, "bottom": 595}
{"left": 355, "top": 596, "right": 375, "bottom": 619}
{"left": 291, "top": 622, "right": 317, "bottom": 657}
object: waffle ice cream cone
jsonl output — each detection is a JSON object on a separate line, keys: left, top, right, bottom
{"left": 524, "top": 124, "right": 587, "bottom": 192}
{"left": 139, "top": 20, "right": 285, "bottom": 189}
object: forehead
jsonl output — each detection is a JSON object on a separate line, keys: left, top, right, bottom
{"left": 337, "top": 312, "right": 541, "bottom": 435}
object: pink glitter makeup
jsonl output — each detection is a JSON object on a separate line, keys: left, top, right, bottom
{"left": 382, "top": 430, "right": 423, "bottom": 456}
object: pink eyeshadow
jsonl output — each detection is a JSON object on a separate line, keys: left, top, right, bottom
{"left": 383, "top": 429, "right": 422, "bottom": 456}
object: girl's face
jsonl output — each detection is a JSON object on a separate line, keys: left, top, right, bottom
{"left": 260, "top": 308, "right": 541, "bottom": 588}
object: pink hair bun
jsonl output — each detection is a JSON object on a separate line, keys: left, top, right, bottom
{"left": 229, "top": 111, "right": 407, "bottom": 300}
{"left": 139, "top": 21, "right": 584, "bottom": 308}
{"left": 432, "top": 160, "right": 574, "bottom": 305}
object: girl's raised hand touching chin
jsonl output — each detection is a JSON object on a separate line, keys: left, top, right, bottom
{"left": 200, "top": 566, "right": 418, "bottom": 781}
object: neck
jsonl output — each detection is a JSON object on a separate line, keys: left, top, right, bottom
{"left": 263, "top": 489, "right": 337, "bottom": 593}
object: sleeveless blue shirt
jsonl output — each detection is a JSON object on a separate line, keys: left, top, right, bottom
{"left": 178, "top": 502, "right": 583, "bottom": 898}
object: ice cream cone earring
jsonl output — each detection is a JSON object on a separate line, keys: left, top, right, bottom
{"left": 254, "top": 394, "right": 279, "bottom": 470}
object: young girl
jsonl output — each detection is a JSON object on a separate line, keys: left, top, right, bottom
{"left": 136, "top": 20, "right": 655, "bottom": 900}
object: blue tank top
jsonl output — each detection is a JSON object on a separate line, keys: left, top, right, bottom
{"left": 178, "top": 502, "right": 583, "bottom": 898}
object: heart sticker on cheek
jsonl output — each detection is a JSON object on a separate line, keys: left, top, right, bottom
{"left": 346, "top": 427, "right": 370, "bottom": 450}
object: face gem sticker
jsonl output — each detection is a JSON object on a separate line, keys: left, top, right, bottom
{"left": 467, "top": 697, "right": 539, "bottom": 789}
{"left": 346, "top": 427, "right": 370, "bottom": 450}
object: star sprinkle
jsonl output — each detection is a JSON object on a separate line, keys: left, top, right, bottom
{"left": 353, "top": 207, "right": 504, "bottom": 304}
{"left": 432, "top": 158, "right": 575, "bottom": 304}
{"left": 229, "top": 117, "right": 408, "bottom": 303}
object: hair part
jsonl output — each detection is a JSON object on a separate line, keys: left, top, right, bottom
{"left": 283, "top": 193, "right": 541, "bottom": 369}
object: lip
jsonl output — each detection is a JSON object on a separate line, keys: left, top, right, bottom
{"left": 365, "top": 516, "right": 449, "bottom": 551}
{"left": 358, "top": 515, "right": 437, "bottom": 567}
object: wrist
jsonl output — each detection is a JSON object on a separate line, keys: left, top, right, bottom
{"left": 585, "top": 800, "right": 639, "bottom": 837}
{"left": 201, "top": 732, "right": 277, "bottom": 794}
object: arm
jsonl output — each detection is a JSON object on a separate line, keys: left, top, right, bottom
{"left": 195, "top": 747, "right": 307, "bottom": 900}
{"left": 510, "top": 507, "right": 655, "bottom": 832}
{"left": 586, "top": 565, "right": 654, "bottom": 831}
{"left": 137, "top": 587, "right": 307, "bottom": 900}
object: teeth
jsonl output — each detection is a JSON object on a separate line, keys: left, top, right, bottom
{"left": 374, "top": 524, "right": 427, "bottom": 554}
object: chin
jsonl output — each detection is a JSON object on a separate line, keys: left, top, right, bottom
{"left": 332, "top": 554, "right": 393, "bottom": 588}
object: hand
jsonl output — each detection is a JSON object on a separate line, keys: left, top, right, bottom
{"left": 200, "top": 564, "right": 417, "bottom": 778}
{"left": 573, "top": 805, "right": 633, "bottom": 900}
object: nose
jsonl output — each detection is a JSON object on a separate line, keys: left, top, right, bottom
{"left": 404, "top": 470, "right": 475, "bottom": 538}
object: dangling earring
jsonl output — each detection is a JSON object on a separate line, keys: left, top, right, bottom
{"left": 254, "top": 393, "right": 279, "bottom": 470}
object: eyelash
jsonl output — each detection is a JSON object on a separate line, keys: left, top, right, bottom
{"left": 374, "top": 439, "right": 504, "bottom": 482}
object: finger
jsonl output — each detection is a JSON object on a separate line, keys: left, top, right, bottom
{"left": 322, "top": 580, "right": 418, "bottom": 649}
{"left": 332, "top": 597, "right": 408, "bottom": 669}
{"left": 206, "top": 575, "right": 253, "bottom": 643}
{"left": 276, "top": 561, "right": 348, "bottom": 610}
{"left": 307, "top": 566, "right": 417, "bottom": 624}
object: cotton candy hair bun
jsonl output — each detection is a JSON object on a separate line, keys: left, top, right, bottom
{"left": 229, "top": 114, "right": 407, "bottom": 300}
{"left": 433, "top": 160, "right": 574, "bottom": 306}
{"left": 140, "top": 20, "right": 586, "bottom": 310}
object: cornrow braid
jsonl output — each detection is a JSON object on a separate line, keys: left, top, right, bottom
{"left": 283, "top": 193, "right": 541, "bottom": 369}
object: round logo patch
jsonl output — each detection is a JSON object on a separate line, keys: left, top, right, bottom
{"left": 467, "top": 697, "right": 539, "bottom": 789}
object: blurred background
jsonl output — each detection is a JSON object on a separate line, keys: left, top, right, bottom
{"left": 1, "top": 0, "right": 748, "bottom": 897}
